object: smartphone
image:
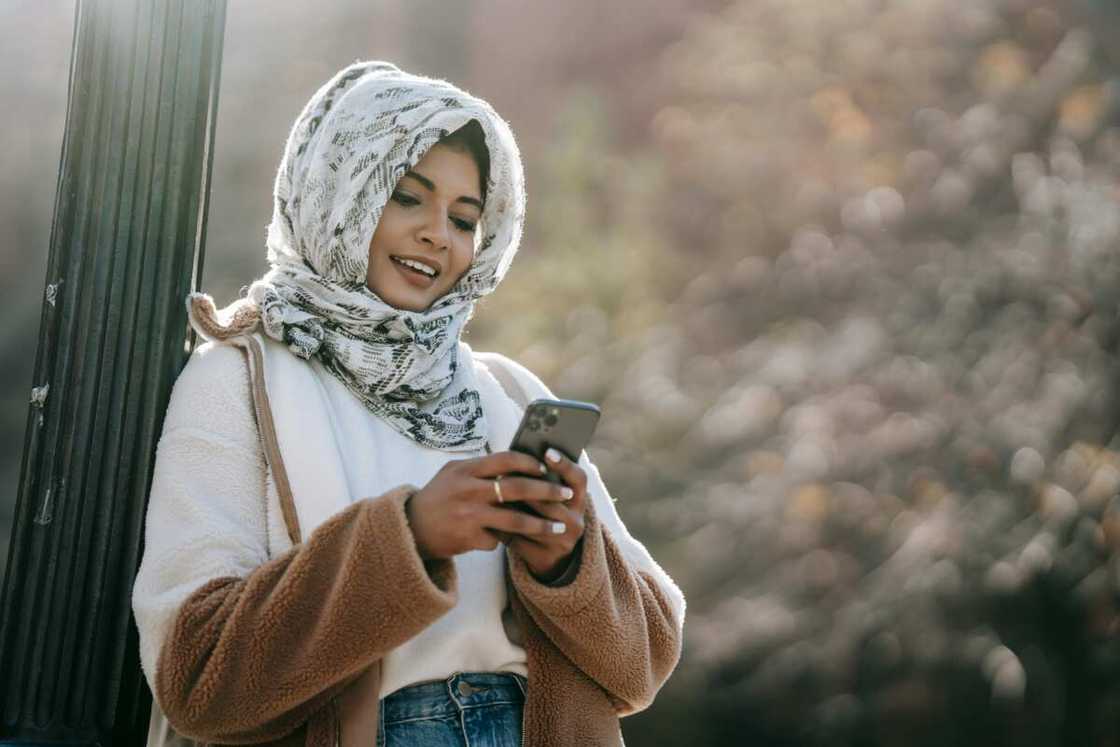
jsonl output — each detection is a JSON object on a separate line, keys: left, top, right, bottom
{"left": 508, "top": 398, "right": 601, "bottom": 494}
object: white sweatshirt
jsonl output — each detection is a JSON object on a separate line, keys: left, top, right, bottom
{"left": 306, "top": 354, "right": 529, "bottom": 697}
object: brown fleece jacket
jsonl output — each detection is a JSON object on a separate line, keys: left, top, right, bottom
{"left": 136, "top": 339, "right": 684, "bottom": 747}
{"left": 508, "top": 503, "right": 683, "bottom": 741}
{"left": 156, "top": 488, "right": 680, "bottom": 746}
{"left": 155, "top": 488, "right": 456, "bottom": 744}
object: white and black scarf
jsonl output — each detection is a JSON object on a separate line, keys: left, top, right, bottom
{"left": 191, "top": 61, "right": 526, "bottom": 451}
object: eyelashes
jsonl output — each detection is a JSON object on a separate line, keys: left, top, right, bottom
{"left": 390, "top": 191, "right": 477, "bottom": 233}
{"left": 391, "top": 191, "right": 420, "bottom": 207}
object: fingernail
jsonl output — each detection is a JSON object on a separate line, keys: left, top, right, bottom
{"left": 539, "top": 462, "right": 548, "bottom": 475}
{"left": 560, "top": 487, "right": 574, "bottom": 500}
{"left": 551, "top": 521, "right": 566, "bottom": 534}
{"left": 546, "top": 448, "right": 562, "bottom": 464}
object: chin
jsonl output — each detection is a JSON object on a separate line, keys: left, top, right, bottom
{"left": 382, "top": 290, "right": 433, "bottom": 312}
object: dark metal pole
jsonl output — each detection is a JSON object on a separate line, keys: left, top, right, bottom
{"left": 0, "top": 0, "right": 226, "bottom": 744}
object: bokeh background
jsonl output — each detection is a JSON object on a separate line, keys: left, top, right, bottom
{"left": 3, "top": 0, "right": 1120, "bottom": 744}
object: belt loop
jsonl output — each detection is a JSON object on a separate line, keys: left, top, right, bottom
{"left": 446, "top": 671, "right": 461, "bottom": 704}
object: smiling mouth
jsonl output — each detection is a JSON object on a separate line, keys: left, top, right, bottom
{"left": 390, "top": 255, "right": 441, "bottom": 279}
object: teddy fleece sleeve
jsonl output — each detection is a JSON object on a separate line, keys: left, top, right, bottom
{"left": 131, "top": 344, "right": 457, "bottom": 743}
{"left": 507, "top": 456, "right": 685, "bottom": 715}
{"left": 484, "top": 353, "right": 685, "bottom": 715}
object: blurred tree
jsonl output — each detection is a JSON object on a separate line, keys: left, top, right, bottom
{"left": 470, "top": 87, "right": 685, "bottom": 475}
{"left": 622, "top": 1, "right": 1120, "bottom": 745}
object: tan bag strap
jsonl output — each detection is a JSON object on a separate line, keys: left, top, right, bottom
{"left": 238, "top": 336, "right": 303, "bottom": 546}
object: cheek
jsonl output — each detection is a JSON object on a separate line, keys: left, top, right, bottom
{"left": 366, "top": 220, "right": 400, "bottom": 267}
{"left": 365, "top": 233, "right": 394, "bottom": 288}
{"left": 369, "top": 204, "right": 404, "bottom": 253}
{"left": 447, "top": 237, "right": 477, "bottom": 283}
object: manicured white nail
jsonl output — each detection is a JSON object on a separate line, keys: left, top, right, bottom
{"left": 546, "top": 448, "right": 562, "bottom": 464}
{"left": 551, "top": 521, "right": 566, "bottom": 534}
{"left": 539, "top": 462, "right": 548, "bottom": 474}
{"left": 560, "top": 487, "right": 574, "bottom": 500}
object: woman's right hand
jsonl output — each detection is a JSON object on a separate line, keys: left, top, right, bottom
{"left": 405, "top": 450, "right": 575, "bottom": 560}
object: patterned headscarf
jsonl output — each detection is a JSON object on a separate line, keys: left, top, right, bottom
{"left": 197, "top": 61, "right": 525, "bottom": 452}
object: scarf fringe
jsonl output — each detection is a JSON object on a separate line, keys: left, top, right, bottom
{"left": 186, "top": 292, "right": 262, "bottom": 342}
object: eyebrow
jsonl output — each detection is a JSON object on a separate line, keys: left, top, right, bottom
{"left": 401, "top": 170, "right": 483, "bottom": 211}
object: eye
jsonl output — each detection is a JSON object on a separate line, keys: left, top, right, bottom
{"left": 451, "top": 217, "right": 477, "bottom": 232}
{"left": 391, "top": 191, "right": 419, "bottom": 207}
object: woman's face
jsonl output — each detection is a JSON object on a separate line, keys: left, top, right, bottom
{"left": 366, "top": 143, "right": 483, "bottom": 311}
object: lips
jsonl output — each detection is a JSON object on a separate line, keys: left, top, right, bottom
{"left": 390, "top": 254, "right": 441, "bottom": 277}
{"left": 389, "top": 254, "right": 441, "bottom": 288}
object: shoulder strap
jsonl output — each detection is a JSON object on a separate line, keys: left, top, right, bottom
{"left": 230, "top": 334, "right": 303, "bottom": 547}
{"left": 480, "top": 354, "right": 532, "bottom": 409}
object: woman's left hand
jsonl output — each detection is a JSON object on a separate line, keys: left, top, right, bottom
{"left": 506, "top": 448, "right": 587, "bottom": 584}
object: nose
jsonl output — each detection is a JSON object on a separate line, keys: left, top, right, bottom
{"left": 416, "top": 206, "right": 451, "bottom": 251}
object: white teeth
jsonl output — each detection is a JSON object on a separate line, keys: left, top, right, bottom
{"left": 394, "top": 257, "right": 437, "bottom": 277}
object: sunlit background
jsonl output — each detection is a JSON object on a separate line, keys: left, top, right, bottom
{"left": 3, "top": 0, "right": 1120, "bottom": 744}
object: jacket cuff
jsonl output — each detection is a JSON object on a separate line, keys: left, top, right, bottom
{"left": 367, "top": 487, "right": 457, "bottom": 627}
{"left": 507, "top": 499, "right": 609, "bottom": 618}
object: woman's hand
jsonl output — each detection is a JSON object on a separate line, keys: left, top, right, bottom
{"left": 507, "top": 448, "right": 588, "bottom": 584}
{"left": 406, "top": 450, "right": 574, "bottom": 560}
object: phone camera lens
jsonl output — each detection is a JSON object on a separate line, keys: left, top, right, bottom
{"left": 544, "top": 413, "right": 558, "bottom": 427}
{"left": 528, "top": 419, "right": 540, "bottom": 431}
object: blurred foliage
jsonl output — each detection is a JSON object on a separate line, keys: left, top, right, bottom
{"left": 528, "top": 1, "right": 1115, "bottom": 747}
{"left": 480, "top": 1, "right": 1120, "bottom": 746}
{"left": 471, "top": 89, "right": 684, "bottom": 378}
{"left": 4, "top": 0, "right": 1120, "bottom": 745}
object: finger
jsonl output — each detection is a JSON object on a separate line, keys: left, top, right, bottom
{"left": 470, "top": 450, "right": 548, "bottom": 480}
{"left": 485, "top": 476, "right": 574, "bottom": 504}
{"left": 543, "top": 448, "right": 588, "bottom": 502}
{"left": 520, "top": 500, "right": 586, "bottom": 540}
{"left": 514, "top": 499, "right": 568, "bottom": 523}
{"left": 481, "top": 505, "right": 567, "bottom": 538}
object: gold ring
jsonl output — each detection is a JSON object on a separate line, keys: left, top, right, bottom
{"left": 493, "top": 476, "right": 504, "bottom": 503}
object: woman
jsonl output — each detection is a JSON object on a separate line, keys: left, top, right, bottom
{"left": 132, "top": 61, "right": 684, "bottom": 747}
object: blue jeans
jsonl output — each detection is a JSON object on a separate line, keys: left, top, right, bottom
{"left": 377, "top": 671, "right": 527, "bottom": 747}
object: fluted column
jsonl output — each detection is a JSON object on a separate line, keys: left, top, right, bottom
{"left": 0, "top": 0, "right": 226, "bottom": 743}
